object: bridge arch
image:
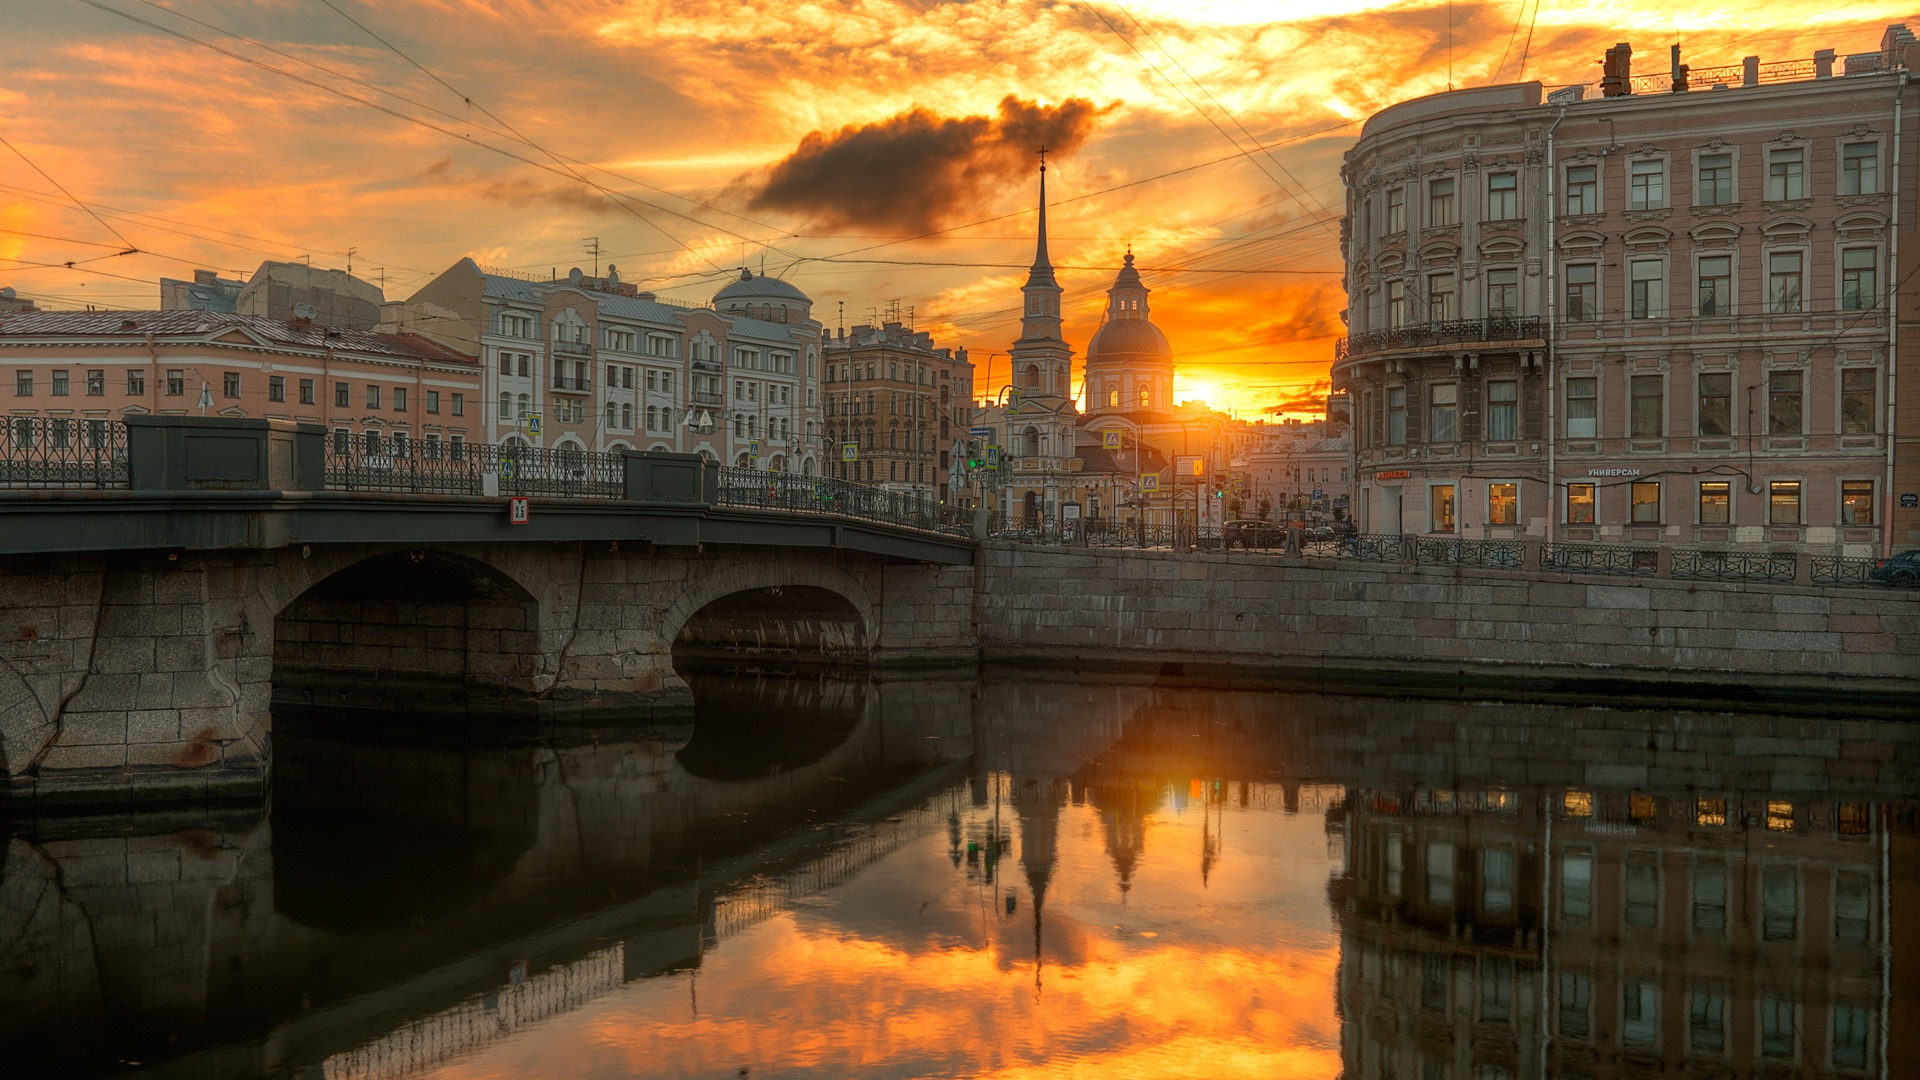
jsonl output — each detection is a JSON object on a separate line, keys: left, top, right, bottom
{"left": 270, "top": 549, "right": 547, "bottom": 714}
{"left": 663, "top": 560, "right": 875, "bottom": 669}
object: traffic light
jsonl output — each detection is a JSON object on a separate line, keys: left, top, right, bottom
{"left": 1212, "top": 475, "right": 1226, "bottom": 499}
{"left": 965, "top": 440, "right": 983, "bottom": 469}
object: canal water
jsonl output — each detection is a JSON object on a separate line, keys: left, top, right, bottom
{"left": 5, "top": 670, "right": 1915, "bottom": 1079}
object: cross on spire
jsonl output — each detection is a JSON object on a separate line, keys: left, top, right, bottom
{"left": 1038, "top": 144, "right": 1049, "bottom": 172}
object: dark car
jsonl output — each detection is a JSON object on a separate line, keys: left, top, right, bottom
{"left": 1223, "top": 520, "right": 1289, "bottom": 549}
{"left": 1303, "top": 525, "right": 1335, "bottom": 542}
{"left": 1869, "top": 549, "right": 1920, "bottom": 587}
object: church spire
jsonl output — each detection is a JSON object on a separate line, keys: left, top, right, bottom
{"left": 1027, "top": 148, "right": 1056, "bottom": 288}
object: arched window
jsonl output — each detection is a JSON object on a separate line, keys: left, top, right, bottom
{"left": 865, "top": 392, "right": 875, "bottom": 413}
{"left": 760, "top": 304, "right": 771, "bottom": 320}
{"left": 1107, "top": 387, "right": 1119, "bottom": 407}
{"left": 498, "top": 392, "right": 511, "bottom": 419}
{"left": 1138, "top": 386, "right": 1150, "bottom": 408}
{"left": 1023, "top": 425, "right": 1039, "bottom": 457}
{"left": 516, "top": 393, "right": 530, "bottom": 419}
{"left": 889, "top": 424, "right": 898, "bottom": 449}
{"left": 1023, "top": 364, "right": 1040, "bottom": 389}
{"left": 622, "top": 403, "right": 633, "bottom": 429}
{"left": 606, "top": 402, "right": 617, "bottom": 427}
{"left": 647, "top": 405, "right": 658, "bottom": 430}
{"left": 734, "top": 416, "right": 744, "bottom": 437}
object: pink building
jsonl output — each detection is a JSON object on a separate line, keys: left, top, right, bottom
{"left": 1334, "top": 27, "right": 1919, "bottom": 556}
{"left": 0, "top": 310, "right": 482, "bottom": 459}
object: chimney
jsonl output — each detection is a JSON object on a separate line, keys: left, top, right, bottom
{"left": 1601, "top": 42, "right": 1633, "bottom": 97}
{"left": 1743, "top": 55, "right": 1761, "bottom": 86}
{"left": 1670, "top": 44, "right": 1689, "bottom": 92}
{"left": 1814, "top": 48, "right": 1836, "bottom": 78}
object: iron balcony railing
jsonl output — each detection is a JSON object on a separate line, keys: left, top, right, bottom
{"left": 1335, "top": 315, "right": 1544, "bottom": 361}
{"left": 324, "top": 442, "right": 625, "bottom": 498}
{"left": 551, "top": 373, "right": 593, "bottom": 393}
{"left": 1672, "top": 548, "right": 1798, "bottom": 584}
{"left": 0, "top": 416, "right": 129, "bottom": 489}
{"left": 553, "top": 338, "right": 592, "bottom": 356}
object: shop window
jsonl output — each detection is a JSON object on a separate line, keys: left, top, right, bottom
{"left": 1630, "top": 481, "right": 1661, "bottom": 524}
{"left": 1769, "top": 480, "right": 1801, "bottom": 525}
{"left": 1841, "top": 480, "right": 1874, "bottom": 525}
{"left": 1488, "top": 482, "right": 1517, "bottom": 525}
{"left": 1567, "top": 483, "right": 1596, "bottom": 524}
{"left": 1698, "top": 481, "right": 1730, "bottom": 524}
{"left": 1429, "top": 484, "right": 1455, "bottom": 533}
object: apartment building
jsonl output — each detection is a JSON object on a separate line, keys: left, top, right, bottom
{"left": 822, "top": 321, "right": 974, "bottom": 498}
{"left": 1334, "top": 27, "right": 1920, "bottom": 556}
{"left": 384, "top": 261, "right": 827, "bottom": 473}
{"left": 0, "top": 308, "right": 482, "bottom": 457}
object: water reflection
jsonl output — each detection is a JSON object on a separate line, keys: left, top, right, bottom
{"left": 0, "top": 673, "right": 1913, "bottom": 1079}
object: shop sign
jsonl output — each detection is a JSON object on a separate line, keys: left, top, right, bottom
{"left": 1587, "top": 467, "right": 1641, "bottom": 477}
{"left": 1374, "top": 469, "right": 1410, "bottom": 480}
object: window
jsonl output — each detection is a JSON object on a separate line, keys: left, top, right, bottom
{"left": 1768, "top": 799, "right": 1794, "bottom": 831}
{"left": 1482, "top": 849, "right": 1514, "bottom": 912}
{"left": 1428, "top": 177, "right": 1455, "bottom": 226}
{"left": 366, "top": 385, "right": 381, "bottom": 409}
{"left": 1698, "top": 152, "right": 1733, "bottom": 205}
{"left": 1430, "top": 484, "right": 1454, "bottom": 532}
{"left": 393, "top": 387, "right": 407, "bottom": 412}
{"left": 1426, "top": 842, "right": 1454, "bottom": 904}
{"left": 1623, "top": 983, "right": 1658, "bottom": 1045}
{"left": 1630, "top": 375, "right": 1662, "bottom": 437}
{"left": 1769, "top": 370, "right": 1802, "bottom": 433}
{"left": 363, "top": 430, "right": 382, "bottom": 457}
{"left": 18, "top": 370, "right": 38, "bottom": 396}
{"left": 167, "top": 370, "right": 185, "bottom": 396}
{"left": 1421, "top": 956, "right": 1449, "bottom": 1011}
{"left": 1833, "top": 1005, "right": 1869, "bottom": 1068}
{"left": 1691, "top": 371, "right": 1731, "bottom": 436}
{"left": 1699, "top": 481, "right": 1731, "bottom": 524}
{"left": 1564, "top": 263, "right": 1596, "bottom": 321}
{"left": 1767, "top": 147, "right": 1805, "bottom": 200}
{"left": 1629, "top": 158, "right": 1665, "bottom": 209}
{"left": 1485, "top": 381, "right": 1517, "bottom": 441}
{"left": 1429, "top": 383, "right": 1457, "bottom": 442}
{"left": 1690, "top": 988, "right": 1725, "bottom": 1051}
{"left": 1762, "top": 868, "right": 1797, "bottom": 939}
{"left": 45, "top": 369, "right": 72, "bottom": 397}
{"left": 1630, "top": 259, "right": 1664, "bottom": 318}
{"left": 1843, "top": 142, "right": 1880, "bottom": 194}
{"left": 1559, "top": 972, "right": 1591, "bottom": 1038}
{"left": 498, "top": 392, "right": 511, "bottom": 420}
{"left": 1387, "top": 386, "right": 1406, "bottom": 444}
{"left": 1698, "top": 255, "right": 1732, "bottom": 315}
{"left": 85, "top": 369, "right": 104, "bottom": 396}
{"left": 1697, "top": 860, "right": 1728, "bottom": 930}
{"left": 517, "top": 354, "right": 529, "bottom": 378}
{"left": 1769, "top": 480, "right": 1801, "bottom": 525}
{"left": 426, "top": 390, "right": 440, "bottom": 414}
{"left": 268, "top": 376, "right": 285, "bottom": 402}
{"left": 1386, "top": 280, "right": 1406, "bottom": 328}
{"left": 332, "top": 428, "right": 350, "bottom": 454}
{"left": 1486, "top": 172, "right": 1517, "bottom": 220}
{"left": 1625, "top": 862, "right": 1658, "bottom": 926}
{"left": 335, "top": 382, "right": 350, "bottom": 407}
{"left": 1428, "top": 273, "right": 1455, "bottom": 322}
{"left": 299, "top": 378, "right": 315, "bottom": 405}
{"left": 1842, "top": 480, "right": 1874, "bottom": 524}
{"left": 1385, "top": 838, "right": 1403, "bottom": 897}
{"left": 1768, "top": 251, "right": 1803, "bottom": 313}
{"left": 1835, "top": 872, "right": 1871, "bottom": 943}
{"left": 1842, "top": 248, "right": 1878, "bottom": 310}
{"left": 1698, "top": 797, "right": 1728, "bottom": 826}
{"left": 1488, "top": 483, "right": 1517, "bottom": 525}
{"left": 1565, "top": 164, "right": 1597, "bottom": 214}
{"left": 1626, "top": 481, "right": 1659, "bottom": 523}
{"left": 1386, "top": 186, "right": 1406, "bottom": 233}
{"left": 1561, "top": 854, "right": 1593, "bottom": 918}
{"left": 1567, "top": 482, "right": 1595, "bottom": 523}
{"left": 222, "top": 372, "right": 239, "bottom": 398}
{"left": 451, "top": 393, "right": 465, "bottom": 416}
{"left": 1480, "top": 959, "right": 1513, "bottom": 1022}
{"left": 127, "top": 370, "right": 145, "bottom": 395}
{"left": 1485, "top": 268, "right": 1518, "bottom": 317}
{"left": 1566, "top": 377, "right": 1597, "bottom": 438}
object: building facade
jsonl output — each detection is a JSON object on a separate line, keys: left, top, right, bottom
{"left": 1243, "top": 426, "right": 1353, "bottom": 521}
{"left": 0, "top": 309, "right": 482, "bottom": 457}
{"left": 1334, "top": 28, "right": 1920, "bottom": 555}
{"left": 822, "top": 321, "right": 974, "bottom": 500}
{"left": 384, "top": 261, "right": 827, "bottom": 473}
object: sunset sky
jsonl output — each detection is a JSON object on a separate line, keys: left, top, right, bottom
{"left": 2, "top": 2, "right": 1911, "bottom": 417}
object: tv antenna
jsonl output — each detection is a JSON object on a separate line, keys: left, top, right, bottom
{"left": 582, "top": 237, "right": 603, "bottom": 278}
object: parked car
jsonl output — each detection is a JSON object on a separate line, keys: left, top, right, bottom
{"left": 1868, "top": 549, "right": 1920, "bottom": 587}
{"left": 1303, "top": 525, "right": 1336, "bottom": 542}
{"left": 1223, "top": 520, "right": 1289, "bottom": 549}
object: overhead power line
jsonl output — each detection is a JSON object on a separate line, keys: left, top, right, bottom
{"left": 0, "top": 134, "right": 139, "bottom": 252}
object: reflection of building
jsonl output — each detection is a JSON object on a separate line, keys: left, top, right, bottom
{"left": 1333, "top": 784, "right": 1912, "bottom": 1079}
{"left": 1335, "top": 27, "right": 1920, "bottom": 555}
{"left": 822, "top": 321, "right": 974, "bottom": 499}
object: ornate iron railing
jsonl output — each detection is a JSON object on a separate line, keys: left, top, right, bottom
{"left": 1413, "top": 536, "right": 1526, "bottom": 568}
{"left": 0, "top": 416, "right": 129, "bottom": 489}
{"left": 1672, "top": 548, "right": 1798, "bottom": 584}
{"left": 1809, "top": 555, "right": 1883, "bottom": 588}
{"left": 1340, "top": 533, "right": 1411, "bottom": 561}
{"left": 1541, "top": 541, "right": 1659, "bottom": 577}
{"left": 324, "top": 442, "right": 625, "bottom": 498}
{"left": 1336, "top": 316, "right": 1544, "bottom": 361}
{"left": 715, "top": 467, "right": 966, "bottom": 533}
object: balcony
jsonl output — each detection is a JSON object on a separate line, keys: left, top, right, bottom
{"left": 551, "top": 373, "right": 593, "bottom": 395}
{"left": 1336, "top": 315, "right": 1544, "bottom": 362}
{"left": 691, "top": 388, "right": 724, "bottom": 406}
{"left": 553, "top": 338, "right": 592, "bottom": 356}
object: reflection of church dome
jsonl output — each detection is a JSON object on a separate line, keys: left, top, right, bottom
{"left": 1085, "top": 318, "right": 1172, "bottom": 363}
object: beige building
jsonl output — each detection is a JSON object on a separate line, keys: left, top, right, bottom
{"left": 1334, "top": 27, "right": 1920, "bottom": 556}
{"left": 163, "top": 261, "right": 387, "bottom": 331}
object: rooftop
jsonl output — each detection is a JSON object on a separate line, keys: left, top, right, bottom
{"left": 0, "top": 309, "right": 478, "bottom": 364}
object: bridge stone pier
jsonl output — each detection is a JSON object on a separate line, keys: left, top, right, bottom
{"left": 0, "top": 543, "right": 974, "bottom": 807}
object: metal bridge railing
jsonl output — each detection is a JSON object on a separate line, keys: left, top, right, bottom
{"left": 323, "top": 442, "right": 626, "bottom": 498}
{"left": 0, "top": 416, "right": 129, "bottom": 489}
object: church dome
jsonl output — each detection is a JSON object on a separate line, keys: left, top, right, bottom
{"left": 714, "top": 268, "right": 810, "bottom": 305}
{"left": 1086, "top": 317, "right": 1171, "bottom": 365}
